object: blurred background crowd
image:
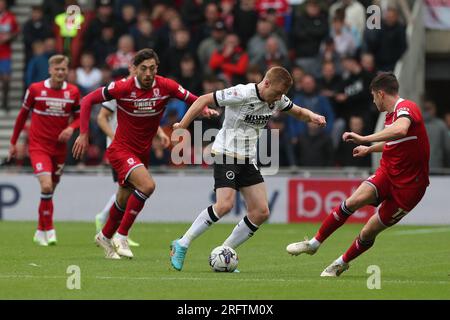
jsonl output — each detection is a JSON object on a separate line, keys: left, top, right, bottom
{"left": 2, "top": 0, "right": 449, "bottom": 169}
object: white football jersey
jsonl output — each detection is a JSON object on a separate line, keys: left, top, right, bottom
{"left": 102, "top": 99, "right": 117, "bottom": 147}
{"left": 212, "top": 83, "right": 293, "bottom": 158}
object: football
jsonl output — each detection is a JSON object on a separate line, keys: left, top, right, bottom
{"left": 209, "top": 245, "right": 239, "bottom": 272}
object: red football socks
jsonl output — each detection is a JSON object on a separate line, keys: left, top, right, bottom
{"left": 315, "top": 201, "right": 353, "bottom": 243}
{"left": 102, "top": 201, "right": 125, "bottom": 239}
{"left": 39, "top": 193, "right": 53, "bottom": 231}
{"left": 117, "top": 190, "right": 148, "bottom": 237}
{"left": 343, "top": 236, "right": 375, "bottom": 263}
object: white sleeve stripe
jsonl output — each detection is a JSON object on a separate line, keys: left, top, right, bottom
{"left": 184, "top": 91, "right": 190, "bottom": 101}
{"left": 397, "top": 110, "right": 410, "bottom": 116}
{"left": 101, "top": 87, "right": 106, "bottom": 100}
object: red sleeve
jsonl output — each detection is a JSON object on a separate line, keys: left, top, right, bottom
{"left": 209, "top": 50, "right": 225, "bottom": 70}
{"left": 69, "top": 112, "right": 80, "bottom": 129}
{"left": 221, "top": 53, "right": 249, "bottom": 76}
{"left": 10, "top": 107, "right": 30, "bottom": 145}
{"left": 80, "top": 87, "right": 107, "bottom": 134}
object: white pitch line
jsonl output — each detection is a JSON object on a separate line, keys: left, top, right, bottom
{"left": 0, "top": 274, "right": 448, "bottom": 286}
{"left": 391, "top": 227, "right": 450, "bottom": 235}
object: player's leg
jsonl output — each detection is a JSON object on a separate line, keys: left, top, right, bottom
{"left": 96, "top": 194, "right": 116, "bottom": 233}
{"left": 170, "top": 187, "right": 237, "bottom": 271}
{"left": 320, "top": 213, "right": 387, "bottom": 277}
{"left": 33, "top": 174, "right": 54, "bottom": 246}
{"left": 222, "top": 182, "right": 269, "bottom": 249}
{"left": 287, "top": 181, "right": 378, "bottom": 255}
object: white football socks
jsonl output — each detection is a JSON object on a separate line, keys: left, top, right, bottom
{"left": 308, "top": 237, "right": 321, "bottom": 250}
{"left": 222, "top": 216, "right": 259, "bottom": 249}
{"left": 178, "top": 206, "right": 220, "bottom": 247}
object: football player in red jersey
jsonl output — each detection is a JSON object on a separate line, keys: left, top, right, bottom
{"left": 287, "top": 72, "right": 430, "bottom": 277}
{"left": 9, "top": 55, "right": 81, "bottom": 246}
{"left": 72, "top": 48, "right": 217, "bottom": 259}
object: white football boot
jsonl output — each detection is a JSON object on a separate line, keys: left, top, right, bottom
{"left": 112, "top": 235, "right": 134, "bottom": 259}
{"left": 33, "top": 230, "right": 48, "bottom": 246}
{"left": 286, "top": 238, "right": 318, "bottom": 256}
{"left": 95, "top": 232, "right": 121, "bottom": 259}
{"left": 46, "top": 229, "right": 57, "bottom": 245}
{"left": 320, "top": 260, "right": 350, "bottom": 277}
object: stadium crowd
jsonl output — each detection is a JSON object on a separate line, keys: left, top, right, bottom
{"left": 2, "top": 0, "right": 450, "bottom": 169}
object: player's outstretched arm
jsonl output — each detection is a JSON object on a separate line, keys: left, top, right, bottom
{"left": 352, "top": 142, "right": 385, "bottom": 157}
{"left": 286, "top": 104, "right": 326, "bottom": 127}
{"left": 343, "top": 117, "right": 411, "bottom": 145}
{"left": 73, "top": 87, "right": 107, "bottom": 159}
{"left": 174, "top": 93, "right": 215, "bottom": 130}
{"left": 9, "top": 107, "right": 30, "bottom": 161}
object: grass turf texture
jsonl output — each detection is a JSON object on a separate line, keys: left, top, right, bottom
{"left": 0, "top": 221, "right": 449, "bottom": 299}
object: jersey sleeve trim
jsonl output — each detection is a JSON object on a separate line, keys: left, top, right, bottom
{"left": 281, "top": 101, "right": 293, "bottom": 112}
{"left": 397, "top": 114, "right": 412, "bottom": 122}
{"left": 101, "top": 104, "right": 115, "bottom": 112}
{"left": 254, "top": 84, "right": 265, "bottom": 102}
{"left": 213, "top": 91, "right": 220, "bottom": 107}
{"left": 103, "top": 86, "right": 114, "bottom": 101}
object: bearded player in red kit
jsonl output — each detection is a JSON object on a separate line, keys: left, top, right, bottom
{"left": 9, "top": 55, "right": 81, "bottom": 246}
{"left": 73, "top": 48, "right": 217, "bottom": 259}
{"left": 287, "top": 72, "right": 430, "bottom": 276}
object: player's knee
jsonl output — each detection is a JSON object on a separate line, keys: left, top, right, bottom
{"left": 40, "top": 183, "right": 53, "bottom": 194}
{"left": 214, "top": 201, "right": 234, "bottom": 215}
{"left": 360, "top": 227, "right": 377, "bottom": 242}
{"left": 256, "top": 206, "right": 270, "bottom": 221}
{"left": 138, "top": 181, "right": 155, "bottom": 196}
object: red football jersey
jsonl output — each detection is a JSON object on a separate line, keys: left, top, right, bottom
{"left": 103, "top": 75, "right": 195, "bottom": 155}
{"left": 22, "top": 79, "right": 80, "bottom": 153}
{"left": 380, "top": 98, "right": 430, "bottom": 188}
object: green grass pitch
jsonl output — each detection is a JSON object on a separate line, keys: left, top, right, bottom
{"left": 0, "top": 221, "right": 449, "bottom": 299}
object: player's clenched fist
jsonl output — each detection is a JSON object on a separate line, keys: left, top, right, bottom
{"left": 311, "top": 114, "right": 326, "bottom": 127}
{"left": 72, "top": 133, "right": 89, "bottom": 160}
{"left": 342, "top": 131, "right": 367, "bottom": 144}
{"left": 353, "top": 145, "right": 370, "bottom": 157}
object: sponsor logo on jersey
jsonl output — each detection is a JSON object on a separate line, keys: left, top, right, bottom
{"left": 244, "top": 114, "right": 271, "bottom": 125}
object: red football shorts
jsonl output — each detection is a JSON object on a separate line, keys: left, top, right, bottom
{"left": 364, "top": 168, "right": 427, "bottom": 226}
{"left": 29, "top": 149, "right": 66, "bottom": 183}
{"left": 106, "top": 145, "right": 148, "bottom": 187}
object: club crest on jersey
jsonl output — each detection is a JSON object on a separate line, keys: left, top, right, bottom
{"left": 131, "top": 91, "right": 137, "bottom": 98}
{"left": 41, "top": 90, "right": 47, "bottom": 97}
{"left": 64, "top": 91, "right": 70, "bottom": 99}
{"left": 153, "top": 88, "right": 160, "bottom": 97}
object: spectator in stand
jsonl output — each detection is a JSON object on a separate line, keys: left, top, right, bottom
{"left": 233, "top": 0, "right": 258, "bottom": 47}
{"left": 209, "top": 33, "right": 249, "bottom": 85}
{"left": 154, "top": 8, "right": 184, "bottom": 54}
{"left": 329, "top": 0, "right": 366, "bottom": 39}
{"left": 176, "top": 54, "right": 202, "bottom": 96}
{"left": 255, "top": 36, "right": 290, "bottom": 71}
{"left": 150, "top": 134, "right": 171, "bottom": 166}
{"left": 364, "top": 6, "right": 407, "bottom": 71}
{"left": 22, "top": 6, "right": 53, "bottom": 71}
{"left": 296, "top": 122, "right": 334, "bottom": 167}
{"left": 220, "top": 0, "right": 235, "bottom": 30}
{"left": 335, "top": 115, "right": 371, "bottom": 167}
{"left": 330, "top": 14, "right": 355, "bottom": 58}
{"left": 194, "top": 2, "right": 221, "bottom": 46}
{"left": 161, "top": 28, "right": 197, "bottom": 77}
{"left": 42, "top": 0, "right": 65, "bottom": 26}
{"left": 318, "top": 37, "right": 343, "bottom": 76}
{"left": 288, "top": 65, "right": 305, "bottom": 97}
{"left": 54, "top": 0, "right": 86, "bottom": 68}
{"left": 117, "top": 3, "right": 137, "bottom": 35}
{"left": 132, "top": 16, "right": 158, "bottom": 51}
{"left": 360, "top": 52, "right": 376, "bottom": 76}
{"left": 106, "top": 34, "right": 135, "bottom": 79}
{"left": 335, "top": 54, "right": 374, "bottom": 130}
{"left": 423, "top": 100, "right": 450, "bottom": 169}
{"left": 25, "top": 41, "right": 49, "bottom": 87}
{"left": 245, "top": 64, "right": 264, "bottom": 84}
{"left": 0, "top": 0, "right": 19, "bottom": 113}
{"left": 268, "top": 113, "right": 296, "bottom": 167}
{"left": 180, "top": 0, "right": 206, "bottom": 35}
{"left": 255, "top": 0, "right": 290, "bottom": 28}
{"left": 197, "top": 20, "right": 228, "bottom": 76}
{"left": 91, "top": 23, "right": 117, "bottom": 67}
{"left": 290, "top": 0, "right": 328, "bottom": 77}
{"left": 83, "top": 0, "right": 122, "bottom": 52}
{"left": 76, "top": 51, "right": 102, "bottom": 96}
{"left": 247, "top": 18, "right": 287, "bottom": 66}
{"left": 287, "top": 74, "right": 335, "bottom": 140}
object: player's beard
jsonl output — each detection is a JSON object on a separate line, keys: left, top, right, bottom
{"left": 139, "top": 76, "right": 153, "bottom": 90}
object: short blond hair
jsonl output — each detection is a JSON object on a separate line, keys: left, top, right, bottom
{"left": 265, "top": 66, "right": 293, "bottom": 90}
{"left": 48, "top": 54, "right": 69, "bottom": 66}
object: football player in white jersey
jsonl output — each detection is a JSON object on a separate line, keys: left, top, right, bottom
{"left": 170, "top": 66, "right": 326, "bottom": 271}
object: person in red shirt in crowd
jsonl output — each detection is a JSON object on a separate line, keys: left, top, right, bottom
{"left": 72, "top": 48, "right": 218, "bottom": 260}
{"left": 9, "top": 55, "right": 81, "bottom": 246}
{"left": 209, "top": 33, "right": 249, "bottom": 85}
{"left": 106, "top": 34, "right": 136, "bottom": 80}
{"left": 255, "top": 0, "right": 289, "bottom": 28}
{"left": 287, "top": 72, "right": 430, "bottom": 277}
{"left": 0, "top": 0, "right": 19, "bottom": 112}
